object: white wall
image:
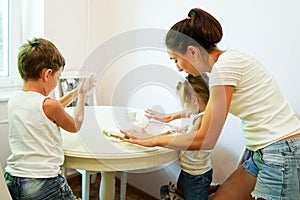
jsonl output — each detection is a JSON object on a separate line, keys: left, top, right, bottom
{"left": 21, "top": 0, "right": 44, "bottom": 40}
{"left": 43, "top": 0, "right": 300, "bottom": 113}
{"left": 0, "top": 101, "right": 10, "bottom": 171}
{"left": 1, "top": 0, "right": 300, "bottom": 198}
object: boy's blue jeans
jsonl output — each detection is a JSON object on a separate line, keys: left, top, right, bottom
{"left": 177, "top": 168, "right": 212, "bottom": 200}
{"left": 4, "top": 172, "right": 74, "bottom": 200}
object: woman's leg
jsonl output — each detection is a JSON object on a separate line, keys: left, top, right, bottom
{"left": 211, "top": 166, "right": 256, "bottom": 200}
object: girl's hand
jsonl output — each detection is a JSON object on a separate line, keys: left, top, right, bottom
{"left": 145, "top": 108, "right": 169, "bottom": 122}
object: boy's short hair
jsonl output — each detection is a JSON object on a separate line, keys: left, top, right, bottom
{"left": 17, "top": 38, "right": 65, "bottom": 80}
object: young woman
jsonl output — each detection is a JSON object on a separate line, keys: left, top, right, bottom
{"left": 122, "top": 8, "right": 300, "bottom": 200}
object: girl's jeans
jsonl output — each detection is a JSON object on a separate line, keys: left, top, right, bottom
{"left": 4, "top": 173, "right": 74, "bottom": 200}
{"left": 252, "top": 137, "right": 300, "bottom": 200}
{"left": 177, "top": 168, "right": 212, "bottom": 200}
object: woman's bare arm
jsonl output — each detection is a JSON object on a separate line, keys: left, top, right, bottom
{"left": 123, "top": 85, "right": 235, "bottom": 150}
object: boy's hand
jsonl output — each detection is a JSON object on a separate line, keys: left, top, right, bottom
{"left": 78, "top": 75, "right": 96, "bottom": 95}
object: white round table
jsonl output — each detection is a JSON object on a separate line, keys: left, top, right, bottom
{"left": 62, "top": 106, "right": 179, "bottom": 200}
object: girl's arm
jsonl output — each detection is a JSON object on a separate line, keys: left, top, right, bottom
{"left": 123, "top": 85, "right": 234, "bottom": 150}
{"left": 145, "top": 109, "right": 188, "bottom": 123}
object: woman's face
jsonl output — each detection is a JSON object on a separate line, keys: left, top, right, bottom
{"left": 168, "top": 50, "right": 200, "bottom": 76}
{"left": 167, "top": 47, "right": 211, "bottom": 76}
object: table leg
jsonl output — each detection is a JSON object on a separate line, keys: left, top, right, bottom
{"left": 120, "top": 172, "right": 127, "bottom": 200}
{"left": 100, "top": 172, "right": 115, "bottom": 200}
{"left": 81, "top": 170, "right": 90, "bottom": 200}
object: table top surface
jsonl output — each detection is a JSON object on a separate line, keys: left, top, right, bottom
{"left": 62, "top": 106, "right": 180, "bottom": 171}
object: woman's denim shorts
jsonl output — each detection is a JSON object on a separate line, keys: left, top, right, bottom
{"left": 242, "top": 149, "right": 259, "bottom": 177}
{"left": 4, "top": 173, "right": 74, "bottom": 200}
{"left": 251, "top": 137, "right": 300, "bottom": 200}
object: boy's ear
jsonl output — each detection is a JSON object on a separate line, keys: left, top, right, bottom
{"left": 41, "top": 68, "right": 53, "bottom": 81}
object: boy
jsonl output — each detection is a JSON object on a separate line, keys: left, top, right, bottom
{"left": 4, "top": 38, "right": 95, "bottom": 199}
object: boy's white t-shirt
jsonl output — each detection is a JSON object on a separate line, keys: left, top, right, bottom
{"left": 6, "top": 91, "right": 64, "bottom": 178}
{"left": 209, "top": 50, "right": 300, "bottom": 151}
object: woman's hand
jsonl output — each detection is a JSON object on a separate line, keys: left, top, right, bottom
{"left": 120, "top": 127, "right": 152, "bottom": 139}
{"left": 121, "top": 129, "right": 159, "bottom": 147}
{"left": 126, "top": 136, "right": 159, "bottom": 147}
{"left": 120, "top": 127, "right": 160, "bottom": 147}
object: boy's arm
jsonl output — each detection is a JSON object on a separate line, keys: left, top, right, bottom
{"left": 43, "top": 98, "right": 83, "bottom": 133}
{"left": 44, "top": 76, "right": 96, "bottom": 133}
{"left": 59, "top": 88, "right": 78, "bottom": 108}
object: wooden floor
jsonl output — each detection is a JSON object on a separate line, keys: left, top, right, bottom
{"left": 67, "top": 170, "right": 158, "bottom": 200}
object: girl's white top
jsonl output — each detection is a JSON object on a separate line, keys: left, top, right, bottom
{"left": 6, "top": 91, "right": 64, "bottom": 178}
{"left": 180, "top": 113, "right": 212, "bottom": 175}
{"left": 209, "top": 50, "right": 300, "bottom": 151}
